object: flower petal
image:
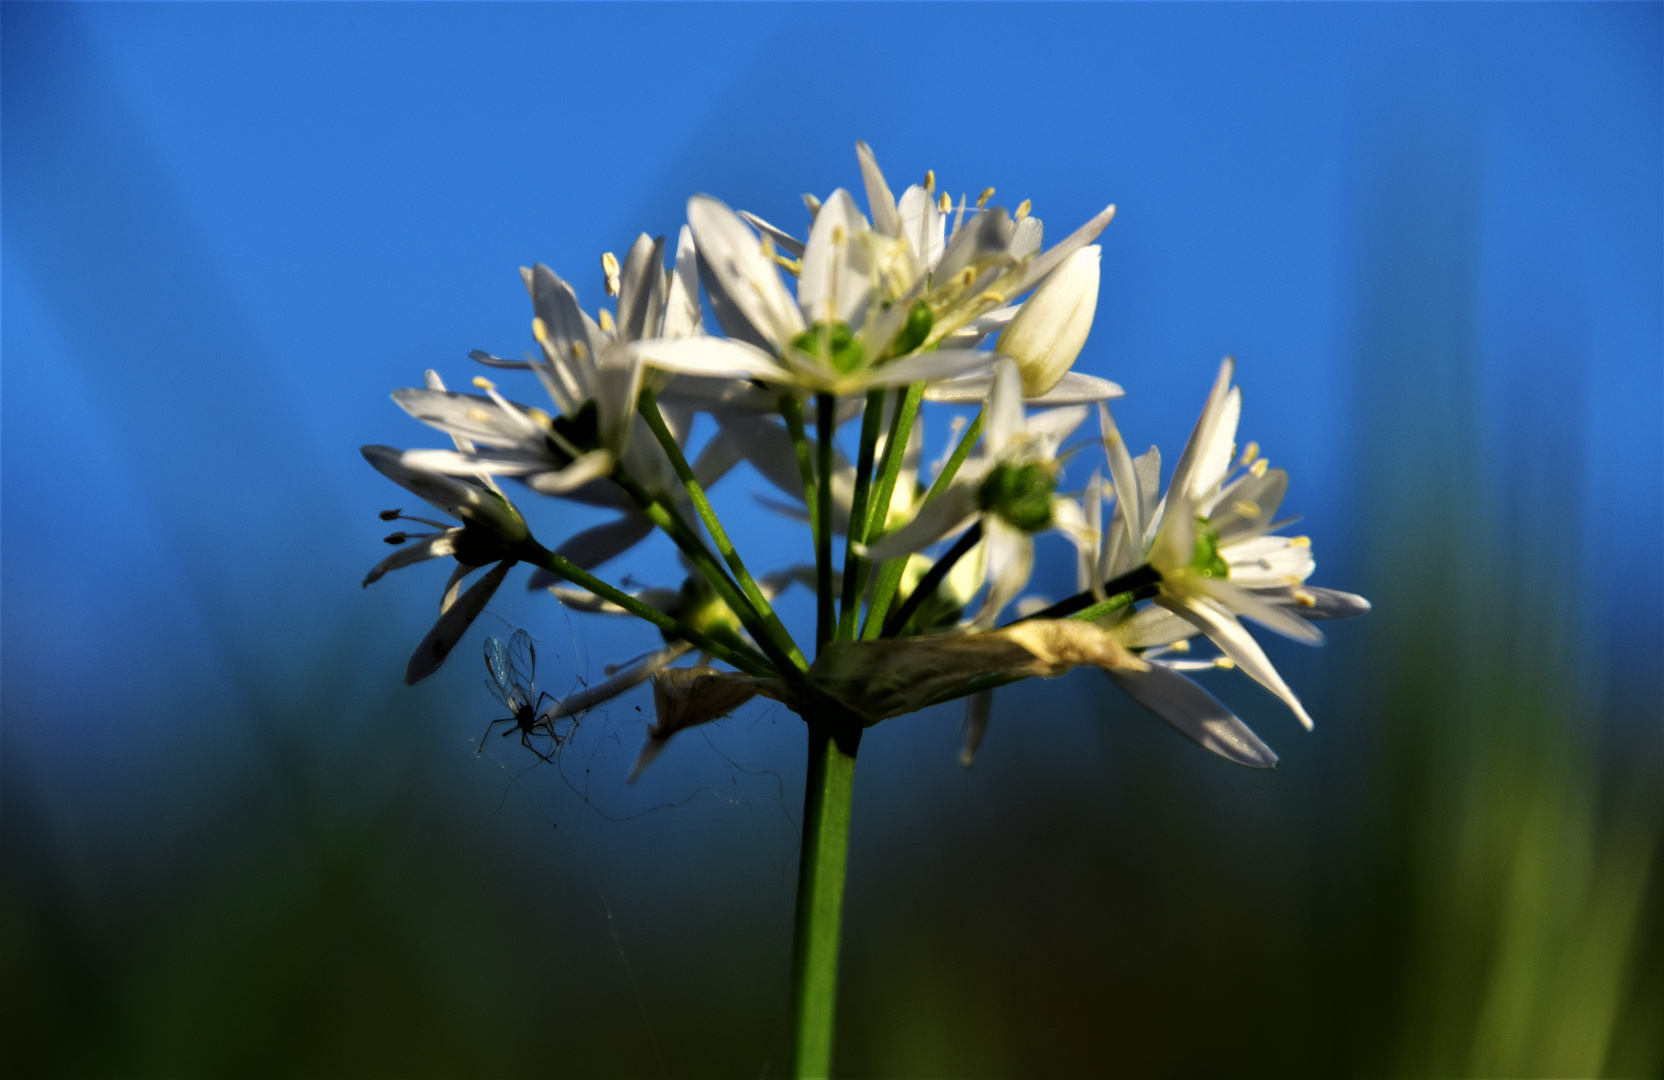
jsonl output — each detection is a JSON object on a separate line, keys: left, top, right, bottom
{"left": 860, "top": 483, "right": 980, "bottom": 562}
{"left": 362, "top": 530, "right": 460, "bottom": 586}
{"left": 404, "top": 559, "right": 513, "bottom": 685}
{"left": 1013, "top": 203, "right": 1115, "bottom": 296}
{"left": 662, "top": 225, "right": 704, "bottom": 339}
{"left": 984, "top": 358, "right": 1026, "bottom": 458}
{"left": 1104, "top": 664, "right": 1278, "bottom": 768}
{"left": 855, "top": 141, "right": 902, "bottom": 238}
{"left": 1163, "top": 597, "right": 1315, "bottom": 730}
{"left": 523, "top": 449, "right": 615, "bottom": 495}
{"left": 960, "top": 689, "right": 994, "bottom": 767}
{"left": 1166, "top": 357, "right": 1238, "bottom": 505}
{"left": 630, "top": 336, "right": 784, "bottom": 381}
{"left": 971, "top": 517, "right": 1034, "bottom": 628}
{"left": 737, "top": 210, "right": 805, "bottom": 258}
{"left": 798, "top": 188, "right": 872, "bottom": 326}
{"left": 897, "top": 184, "right": 945, "bottom": 270}
{"left": 861, "top": 348, "right": 994, "bottom": 388}
{"left": 688, "top": 194, "right": 804, "bottom": 348}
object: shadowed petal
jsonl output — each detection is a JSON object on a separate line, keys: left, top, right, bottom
{"left": 1105, "top": 664, "right": 1278, "bottom": 768}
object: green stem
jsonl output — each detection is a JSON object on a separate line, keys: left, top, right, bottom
{"left": 780, "top": 393, "right": 821, "bottom": 549}
{"left": 862, "top": 405, "right": 985, "bottom": 639}
{"left": 516, "top": 540, "right": 775, "bottom": 677}
{"left": 637, "top": 389, "right": 808, "bottom": 674}
{"left": 864, "top": 383, "right": 924, "bottom": 543}
{"left": 610, "top": 468, "right": 797, "bottom": 676}
{"left": 836, "top": 390, "right": 887, "bottom": 642}
{"left": 790, "top": 703, "right": 861, "bottom": 1079}
{"left": 815, "top": 393, "right": 836, "bottom": 651}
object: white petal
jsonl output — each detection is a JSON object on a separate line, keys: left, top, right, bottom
{"left": 404, "top": 559, "right": 513, "bottom": 685}
{"left": 861, "top": 484, "right": 981, "bottom": 562}
{"left": 1013, "top": 203, "right": 1115, "bottom": 296}
{"left": 551, "top": 514, "right": 655, "bottom": 572}
{"left": 392, "top": 389, "right": 537, "bottom": 449}
{"left": 897, "top": 184, "right": 944, "bottom": 269}
{"left": 798, "top": 188, "right": 872, "bottom": 326}
{"left": 737, "top": 210, "right": 805, "bottom": 258}
{"left": 528, "top": 265, "right": 600, "bottom": 378}
{"left": 1011, "top": 215, "right": 1043, "bottom": 260}
{"left": 861, "top": 348, "right": 994, "bottom": 388}
{"left": 662, "top": 225, "right": 704, "bottom": 339}
{"left": 1166, "top": 358, "right": 1237, "bottom": 506}
{"left": 543, "top": 642, "right": 693, "bottom": 723}
{"left": 855, "top": 141, "right": 901, "bottom": 238}
{"left": 984, "top": 358, "right": 1026, "bottom": 458}
{"left": 1105, "top": 664, "right": 1277, "bottom": 768}
{"left": 595, "top": 345, "right": 645, "bottom": 455}
{"left": 398, "top": 447, "right": 548, "bottom": 477}
{"left": 1108, "top": 603, "right": 1197, "bottom": 648}
{"left": 1026, "top": 403, "right": 1090, "bottom": 448}
{"left": 1023, "top": 372, "right": 1123, "bottom": 404}
{"left": 971, "top": 518, "right": 1033, "bottom": 628}
{"left": 1263, "top": 586, "right": 1371, "bottom": 621}
{"left": 362, "top": 530, "right": 460, "bottom": 586}
{"left": 687, "top": 194, "right": 805, "bottom": 348}
{"left": 1164, "top": 597, "right": 1315, "bottom": 730}
{"left": 1189, "top": 576, "right": 1324, "bottom": 644}
{"left": 960, "top": 689, "right": 994, "bottom": 767}
{"left": 934, "top": 207, "right": 1014, "bottom": 284}
{"left": 1223, "top": 534, "right": 1316, "bottom": 588}
{"left": 630, "top": 336, "right": 784, "bottom": 381}
{"left": 524, "top": 449, "right": 615, "bottom": 494}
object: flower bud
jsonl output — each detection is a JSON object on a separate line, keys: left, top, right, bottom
{"left": 997, "top": 244, "right": 1100, "bottom": 396}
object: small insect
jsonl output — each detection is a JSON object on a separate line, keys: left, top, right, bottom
{"left": 481, "top": 629, "right": 557, "bottom": 761}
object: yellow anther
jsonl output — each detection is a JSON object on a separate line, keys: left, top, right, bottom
{"left": 1250, "top": 458, "right": 1269, "bottom": 478}
{"left": 600, "top": 251, "right": 621, "bottom": 297}
{"left": 1241, "top": 441, "right": 1260, "bottom": 466}
{"left": 1214, "top": 657, "right": 1237, "bottom": 670}
{"left": 1169, "top": 639, "right": 1190, "bottom": 653}
{"left": 1293, "top": 589, "right": 1317, "bottom": 608}
{"left": 924, "top": 169, "right": 936, "bottom": 192}
{"left": 1289, "top": 535, "right": 1311, "bottom": 547}
{"left": 960, "top": 268, "right": 976, "bottom": 286}
{"left": 531, "top": 317, "right": 551, "bottom": 343}
{"left": 597, "top": 309, "right": 615, "bottom": 334}
{"left": 1015, "top": 199, "right": 1032, "bottom": 221}
{"left": 526, "top": 407, "right": 554, "bottom": 431}
{"left": 832, "top": 224, "right": 846, "bottom": 244}
{"left": 938, "top": 191, "right": 952, "bottom": 213}
{"left": 760, "top": 234, "right": 776, "bottom": 258}
{"left": 770, "top": 253, "right": 803, "bottom": 275}
{"left": 472, "top": 376, "right": 495, "bottom": 390}
{"left": 976, "top": 187, "right": 995, "bottom": 208}
{"left": 978, "top": 292, "right": 1005, "bottom": 306}
{"left": 466, "top": 407, "right": 494, "bottom": 423}
{"left": 802, "top": 193, "right": 823, "bottom": 216}
{"left": 571, "top": 341, "right": 589, "bottom": 362}
{"left": 1233, "top": 500, "right": 1261, "bottom": 518}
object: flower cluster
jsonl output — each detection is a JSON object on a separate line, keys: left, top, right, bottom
{"left": 362, "top": 141, "right": 1367, "bottom": 773}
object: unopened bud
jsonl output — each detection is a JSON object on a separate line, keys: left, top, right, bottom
{"left": 996, "top": 244, "right": 1101, "bottom": 396}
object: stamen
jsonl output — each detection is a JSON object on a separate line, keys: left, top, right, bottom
{"left": 466, "top": 407, "right": 494, "bottom": 423}
{"left": 601, "top": 251, "right": 621, "bottom": 297}
{"left": 379, "top": 509, "right": 402, "bottom": 521}
{"left": 1289, "top": 535, "right": 1311, "bottom": 547}
{"left": 1169, "top": 639, "right": 1190, "bottom": 653}
{"left": 831, "top": 224, "right": 846, "bottom": 245}
{"left": 976, "top": 187, "right": 995, "bottom": 208}
{"left": 571, "top": 341, "right": 589, "bottom": 362}
{"left": 1015, "top": 199, "right": 1032, "bottom": 221}
{"left": 1213, "top": 657, "right": 1236, "bottom": 670}
{"left": 597, "top": 309, "right": 616, "bottom": 334}
{"left": 978, "top": 292, "right": 1005, "bottom": 306}
{"left": 760, "top": 234, "right": 776, "bottom": 259}
{"left": 1240, "top": 441, "right": 1260, "bottom": 467}
{"left": 472, "top": 376, "right": 495, "bottom": 390}
{"left": 960, "top": 268, "right": 976, "bottom": 287}
{"left": 1233, "top": 500, "right": 1261, "bottom": 518}
{"left": 1250, "top": 458, "right": 1269, "bottom": 478}
{"left": 1293, "top": 589, "right": 1317, "bottom": 607}
{"left": 924, "top": 169, "right": 936, "bottom": 192}
{"left": 938, "top": 191, "right": 951, "bottom": 213}
{"left": 384, "top": 532, "right": 407, "bottom": 544}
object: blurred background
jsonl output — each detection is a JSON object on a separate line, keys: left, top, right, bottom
{"left": 4, "top": 3, "right": 1659, "bottom": 1077}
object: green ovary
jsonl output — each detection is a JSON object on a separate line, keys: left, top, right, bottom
{"left": 792, "top": 321, "right": 866, "bottom": 374}
{"left": 979, "top": 461, "right": 1055, "bottom": 533}
{"left": 1190, "top": 525, "right": 1229, "bottom": 578}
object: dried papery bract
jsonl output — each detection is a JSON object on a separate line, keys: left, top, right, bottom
{"left": 356, "top": 139, "right": 1368, "bottom": 1080}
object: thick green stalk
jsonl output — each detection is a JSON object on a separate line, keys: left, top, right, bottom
{"left": 815, "top": 393, "right": 836, "bottom": 650}
{"left": 836, "top": 390, "right": 887, "bottom": 642}
{"left": 610, "top": 468, "right": 798, "bottom": 676}
{"left": 516, "top": 540, "right": 775, "bottom": 677}
{"left": 862, "top": 405, "right": 985, "bottom": 639}
{"left": 637, "top": 389, "right": 808, "bottom": 674}
{"left": 789, "top": 705, "right": 861, "bottom": 1080}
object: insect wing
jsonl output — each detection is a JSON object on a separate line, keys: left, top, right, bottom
{"left": 483, "top": 636, "right": 515, "bottom": 707}
{"left": 504, "top": 629, "right": 537, "bottom": 711}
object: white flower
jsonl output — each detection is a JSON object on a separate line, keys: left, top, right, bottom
{"left": 1089, "top": 358, "right": 1369, "bottom": 752}
{"left": 863, "top": 358, "right": 1094, "bottom": 627}
{"left": 995, "top": 244, "right": 1101, "bottom": 397}
{"left": 631, "top": 142, "right": 1120, "bottom": 402}
{"left": 359, "top": 445, "right": 529, "bottom": 684}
